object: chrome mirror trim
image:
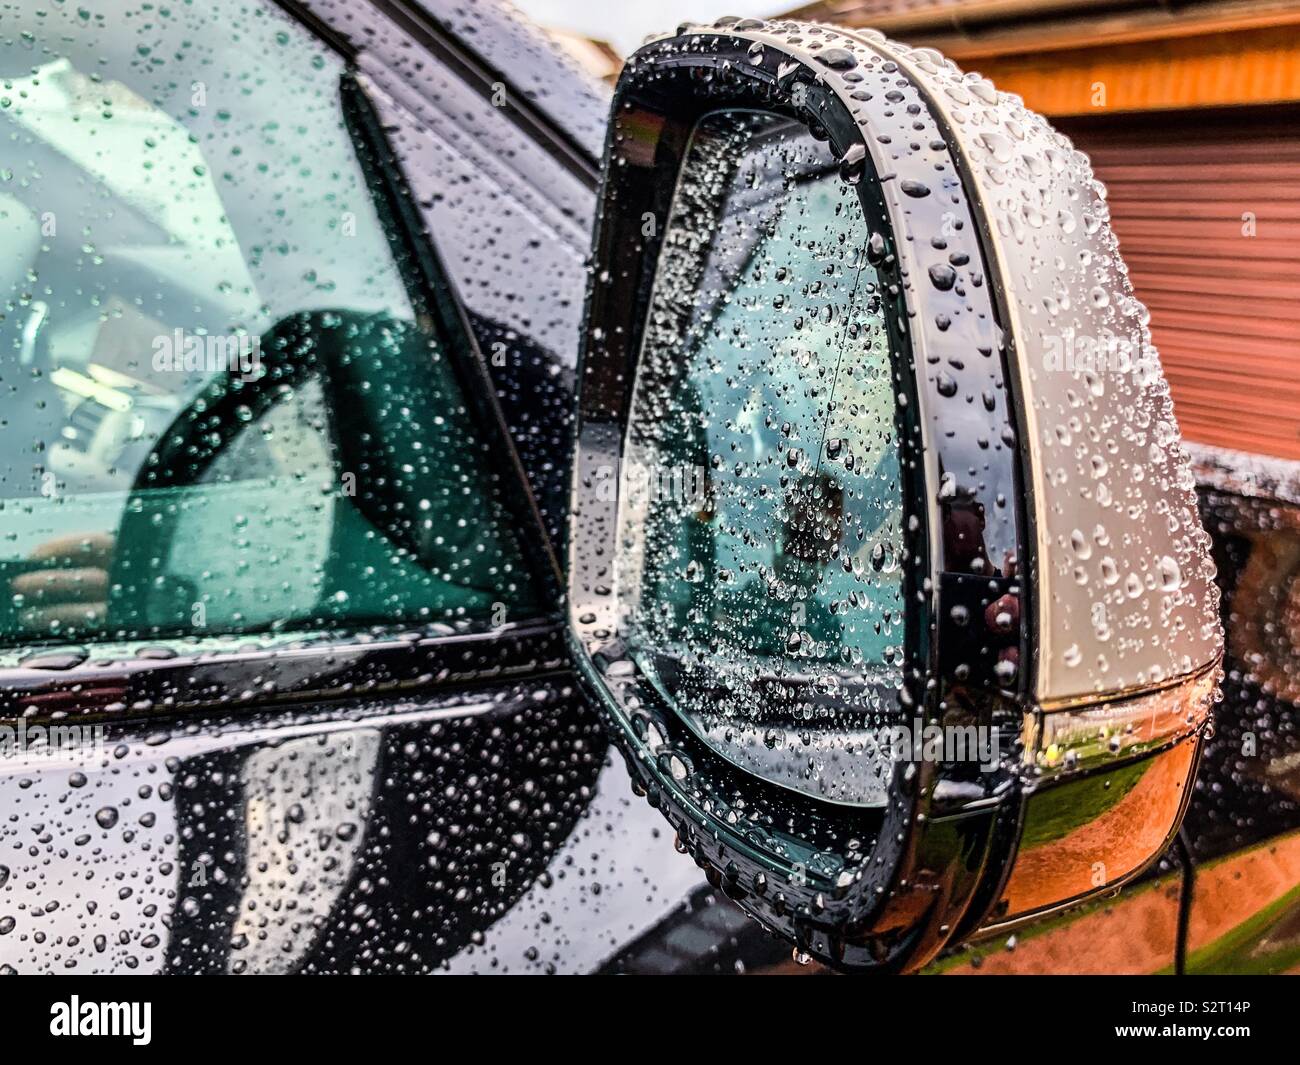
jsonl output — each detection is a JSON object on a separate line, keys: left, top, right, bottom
{"left": 1029, "top": 661, "right": 1218, "bottom": 777}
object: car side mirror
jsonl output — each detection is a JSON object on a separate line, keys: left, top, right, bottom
{"left": 566, "top": 18, "right": 1223, "bottom": 972}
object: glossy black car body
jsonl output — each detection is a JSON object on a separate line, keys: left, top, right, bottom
{"left": 0, "top": 0, "right": 1296, "bottom": 975}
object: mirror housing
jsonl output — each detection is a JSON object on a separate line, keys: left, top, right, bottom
{"left": 567, "top": 18, "right": 1222, "bottom": 971}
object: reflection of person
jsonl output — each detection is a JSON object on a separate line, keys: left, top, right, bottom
{"left": 942, "top": 483, "right": 992, "bottom": 574}
{"left": 713, "top": 472, "right": 844, "bottom": 660}
{"left": 940, "top": 482, "right": 1020, "bottom": 678}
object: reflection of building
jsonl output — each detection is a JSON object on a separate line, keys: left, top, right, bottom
{"left": 784, "top": 0, "right": 1300, "bottom": 459}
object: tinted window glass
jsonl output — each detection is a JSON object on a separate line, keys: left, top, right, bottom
{"left": 0, "top": 0, "right": 539, "bottom": 658}
{"left": 619, "top": 111, "right": 905, "bottom": 806}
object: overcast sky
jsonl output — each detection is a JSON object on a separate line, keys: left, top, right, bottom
{"left": 511, "top": 0, "right": 788, "bottom": 56}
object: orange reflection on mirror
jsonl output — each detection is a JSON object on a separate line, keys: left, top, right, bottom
{"left": 998, "top": 738, "right": 1197, "bottom": 920}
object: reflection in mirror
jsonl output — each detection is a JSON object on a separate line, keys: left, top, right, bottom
{"left": 619, "top": 110, "right": 906, "bottom": 807}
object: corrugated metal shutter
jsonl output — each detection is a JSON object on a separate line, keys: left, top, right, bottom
{"left": 1057, "top": 108, "right": 1300, "bottom": 460}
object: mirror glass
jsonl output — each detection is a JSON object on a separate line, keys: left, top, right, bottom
{"left": 618, "top": 109, "right": 907, "bottom": 807}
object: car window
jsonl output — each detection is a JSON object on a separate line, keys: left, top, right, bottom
{"left": 619, "top": 110, "right": 906, "bottom": 806}
{"left": 0, "top": 0, "right": 540, "bottom": 661}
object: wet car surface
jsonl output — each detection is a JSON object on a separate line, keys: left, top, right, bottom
{"left": 0, "top": 0, "right": 1293, "bottom": 977}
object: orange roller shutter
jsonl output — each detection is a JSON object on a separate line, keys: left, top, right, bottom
{"left": 1057, "top": 108, "right": 1300, "bottom": 460}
